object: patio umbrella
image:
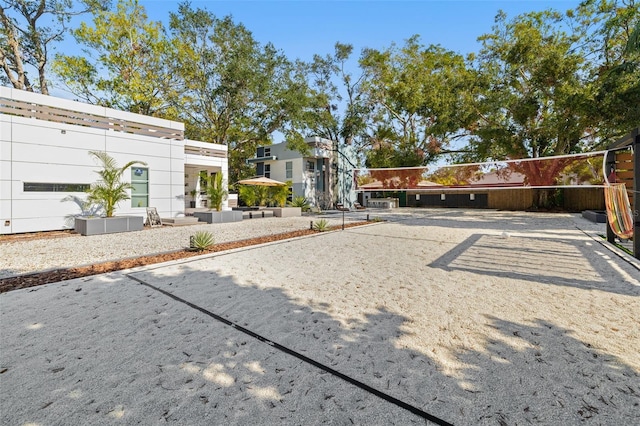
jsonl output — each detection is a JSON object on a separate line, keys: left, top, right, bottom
{"left": 236, "top": 176, "right": 287, "bottom": 186}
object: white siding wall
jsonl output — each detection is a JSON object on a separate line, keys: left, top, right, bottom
{"left": 267, "top": 160, "right": 286, "bottom": 183}
{"left": 0, "top": 88, "right": 186, "bottom": 234}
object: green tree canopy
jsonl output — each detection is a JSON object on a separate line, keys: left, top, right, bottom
{"left": 462, "top": 2, "right": 639, "bottom": 206}
{"left": 591, "top": 1, "right": 640, "bottom": 135}
{"left": 1, "top": 0, "right": 108, "bottom": 94}
{"left": 53, "top": 0, "right": 176, "bottom": 116}
{"left": 468, "top": 9, "right": 594, "bottom": 162}
{"left": 359, "top": 36, "right": 474, "bottom": 168}
{"left": 303, "top": 43, "right": 371, "bottom": 149}
{"left": 465, "top": 1, "right": 639, "bottom": 164}
{"left": 167, "top": 2, "right": 310, "bottom": 183}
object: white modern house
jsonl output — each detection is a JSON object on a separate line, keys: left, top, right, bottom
{"left": 0, "top": 87, "right": 231, "bottom": 234}
{"left": 247, "top": 137, "right": 357, "bottom": 209}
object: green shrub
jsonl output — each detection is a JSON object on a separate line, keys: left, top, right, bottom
{"left": 189, "top": 231, "right": 215, "bottom": 251}
{"left": 239, "top": 185, "right": 268, "bottom": 206}
{"left": 86, "top": 151, "right": 147, "bottom": 217}
{"left": 206, "top": 173, "right": 227, "bottom": 211}
{"left": 268, "top": 180, "right": 291, "bottom": 207}
{"left": 290, "top": 195, "right": 310, "bottom": 211}
{"left": 313, "top": 218, "right": 329, "bottom": 232}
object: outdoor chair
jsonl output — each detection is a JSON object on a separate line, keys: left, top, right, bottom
{"left": 336, "top": 203, "right": 350, "bottom": 212}
{"left": 353, "top": 202, "right": 366, "bottom": 210}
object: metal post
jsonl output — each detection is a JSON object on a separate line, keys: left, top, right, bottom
{"left": 310, "top": 221, "right": 313, "bottom": 230}
{"left": 605, "top": 150, "right": 616, "bottom": 244}
{"left": 633, "top": 129, "right": 640, "bottom": 260}
{"left": 342, "top": 209, "right": 345, "bottom": 230}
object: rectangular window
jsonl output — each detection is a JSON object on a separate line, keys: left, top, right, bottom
{"left": 285, "top": 161, "right": 292, "bottom": 179}
{"left": 264, "top": 147, "right": 271, "bottom": 157}
{"left": 306, "top": 160, "right": 315, "bottom": 172}
{"left": 24, "top": 182, "right": 90, "bottom": 192}
{"left": 264, "top": 164, "right": 271, "bottom": 178}
{"left": 131, "top": 167, "right": 149, "bottom": 208}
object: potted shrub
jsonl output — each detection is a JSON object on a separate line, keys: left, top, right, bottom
{"left": 238, "top": 185, "right": 268, "bottom": 207}
{"left": 268, "top": 181, "right": 290, "bottom": 207}
{"left": 74, "top": 151, "right": 147, "bottom": 235}
{"left": 206, "top": 173, "right": 227, "bottom": 212}
{"left": 192, "top": 173, "right": 242, "bottom": 223}
{"left": 266, "top": 181, "right": 301, "bottom": 217}
{"left": 189, "top": 189, "right": 197, "bottom": 208}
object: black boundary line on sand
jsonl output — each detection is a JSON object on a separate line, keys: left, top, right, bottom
{"left": 127, "top": 274, "right": 454, "bottom": 426}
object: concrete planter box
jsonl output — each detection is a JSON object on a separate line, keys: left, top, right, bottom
{"left": 265, "top": 207, "right": 302, "bottom": 217}
{"left": 74, "top": 216, "right": 144, "bottom": 236}
{"left": 582, "top": 210, "right": 607, "bottom": 223}
{"left": 242, "top": 210, "right": 274, "bottom": 219}
{"left": 193, "top": 210, "right": 243, "bottom": 224}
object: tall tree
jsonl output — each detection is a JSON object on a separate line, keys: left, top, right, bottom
{"left": 168, "top": 2, "right": 309, "bottom": 183}
{"left": 470, "top": 10, "right": 594, "bottom": 159}
{"left": 466, "top": 9, "right": 600, "bottom": 206}
{"left": 465, "top": 2, "right": 639, "bottom": 207}
{"left": 301, "top": 42, "right": 371, "bottom": 204}
{"left": 359, "top": 36, "right": 474, "bottom": 168}
{"left": 304, "top": 43, "right": 370, "bottom": 149}
{"left": 0, "top": 0, "right": 107, "bottom": 94}
{"left": 53, "top": 0, "right": 176, "bottom": 116}
{"left": 467, "top": 2, "right": 639, "bottom": 161}
{"left": 589, "top": 0, "right": 640, "bottom": 136}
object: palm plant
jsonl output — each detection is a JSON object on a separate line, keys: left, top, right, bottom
{"left": 206, "top": 173, "right": 228, "bottom": 211}
{"left": 239, "top": 185, "right": 268, "bottom": 206}
{"left": 268, "top": 180, "right": 291, "bottom": 207}
{"left": 86, "top": 151, "right": 147, "bottom": 217}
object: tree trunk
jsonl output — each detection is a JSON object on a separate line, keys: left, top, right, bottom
{"left": 532, "top": 189, "right": 557, "bottom": 209}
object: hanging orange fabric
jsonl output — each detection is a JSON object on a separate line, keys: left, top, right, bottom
{"left": 604, "top": 183, "right": 634, "bottom": 239}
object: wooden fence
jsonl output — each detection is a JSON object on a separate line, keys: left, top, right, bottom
{"left": 487, "top": 188, "right": 604, "bottom": 211}
{"left": 402, "top": 187, "right": 605, "bottom": 211}
{"left": 614, "top": 151, "right": 634, "bottom": 207}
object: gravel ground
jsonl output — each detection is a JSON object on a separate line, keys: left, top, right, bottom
{"left": 1, "top": 212, "right": 367, "bottom": 279}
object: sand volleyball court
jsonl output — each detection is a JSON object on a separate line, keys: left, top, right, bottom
{"left": 1, "top": 209, "right": 638, "bottom": 425}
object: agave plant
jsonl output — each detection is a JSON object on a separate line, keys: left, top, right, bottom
{"left": 189, "top": 231, "right": 215, "bottom": 251}
{"left": 290, "top": 195, "right": 310, "bottom": 211}
{"left": 313, "top": 218, "right": 329, "bottom": 232}
{"left": 86, "top": 151, "right": 147, "bottom": 217}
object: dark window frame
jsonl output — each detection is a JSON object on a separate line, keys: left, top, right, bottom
{"left": 23, "top": 182, "right": 90, "bottom": 192}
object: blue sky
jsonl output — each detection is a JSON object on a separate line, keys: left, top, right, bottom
{"left": 138, "top": 0, "right": 582, "bottom": 61}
